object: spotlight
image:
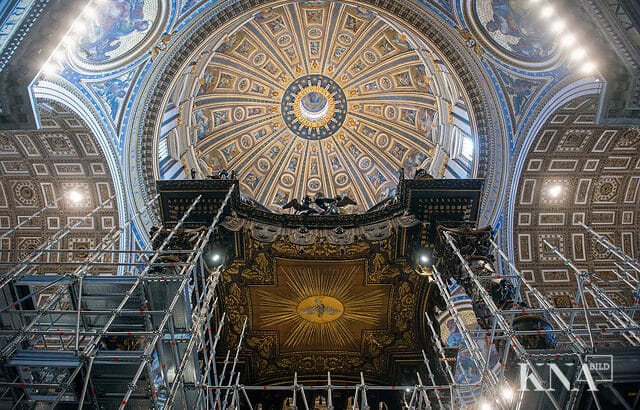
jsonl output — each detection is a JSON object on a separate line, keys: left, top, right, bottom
{"left": 547, "top": 184, "right": 562, "bottom": 198}
{"left": 479, "top": 400, "right": 492, "bottom": 410}
{"left": 501, "top": 385, "right": 514, "bottom": 402}
{"left": 570, "top": 47, "right": 587, "bottom": 60}
{"left": 540, "top": 6, "right": 554, "bottom": 18}
{"left": 72, "top": 22, "right": 86, "bottom": 35}
{"left": 68, "top": 190, "right": 84, "bottom": 204}
{"left": 581, "top": 61, "right": 597, "bottom": 74}
{"left": 204, "top": 247, "right": 226, "bottom": 268}
{"left": 62, "top": 36, "right": 75, "bottom": 47}
{"left": 550, "top": 20, "right": 565, "bottom": 33}
{"left": 413, "top": 246, "right": 434, "bottom": 267}
{"left": 42, "top": 62, "right": 57, "bottom": 75}
{"left": 83, "top": 6, "right": 97, "bottom": 19}
{"left": 560, "top": 33, "right": 576, "bottom": 47}
{"left": 405, "top": 388, "right": 411, "bottom": 392}
{"left": 53, "top": 49, "right": 65, "bottom": 61}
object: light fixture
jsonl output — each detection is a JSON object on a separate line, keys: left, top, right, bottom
{"left": 479, "top": 400, "right": 493, "bottom": 410}
{"left": 550, "top": 20, "right": 566, "bottom": 33}
{"left": 53, "top": 49, "right": 65, "bottom": 61}
{"left": 62, "top": 36, "right": 75, "bottom": 47}
{"left": 547, "top": 184, "right": 563, "bottom": 198}
{"left": 414, "top": 246, "right": 434, "bottom": 267}
{"left": 83, "top": 6, "right": 97, "bottom": 19}
{"left": 501, "top": 385, "right": 514, "bottom": 402}
{"left": 540, "top": 6, "right": 554, "bottom": 18}
{"left": 581, "top": 61, "right": 597, "bottom": 74}
{"left": 570, "top": 47, "right": 587, "bottom": 60}
{"left": 68, "top": 190, "right": 84, "bottom": 204}
{"left": 205, "top": 247, "right": 225, "bottom": 268}
{"left": 41, "top": 62, "right": 57, "bottom": 75}
{"left": 72, "top": 21, "right": 86, "bottom": 35}
{"left": 560, "top": 33, "right": 576, "bottom": 47}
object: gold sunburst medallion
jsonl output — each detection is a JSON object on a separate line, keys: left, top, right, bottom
{"left": 297, "top": 296, "right": 344, "bottom": 323}
{"left": 292, "top": 85, "right": 336, "bottom": 128}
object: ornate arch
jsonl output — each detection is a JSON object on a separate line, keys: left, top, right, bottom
{"left": 502, "top": 77, "right": 604, "bottom": 260}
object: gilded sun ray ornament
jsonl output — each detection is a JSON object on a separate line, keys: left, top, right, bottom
{"left": 252, "top": 260, "right": 389, "bottom": 350}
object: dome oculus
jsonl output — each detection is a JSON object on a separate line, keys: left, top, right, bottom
{"left": 281, "top": 75, "right": 347, "bottom": 140}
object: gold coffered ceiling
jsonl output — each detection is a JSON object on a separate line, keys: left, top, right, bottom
{"left": 251, "top": 258, "right": 389, "bottom": 352}
{"left": 168, "top": 1, "right": 475, "bottom": 212}
{"left": 221, "top": 232, "right": 425, "bottom": 384}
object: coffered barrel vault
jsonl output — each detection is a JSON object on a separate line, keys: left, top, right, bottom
{"left": 513, "top": 96, "right": 640, "bottom": 309}
{"left": 0, "top": 101, "right": 120, "bottom": 275}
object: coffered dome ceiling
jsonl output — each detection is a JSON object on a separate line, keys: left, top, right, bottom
{"left": 161, "top": 1, "right": 476, "bottom": 212}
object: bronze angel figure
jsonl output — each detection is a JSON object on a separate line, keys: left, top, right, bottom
{"left": 282, "top": 193, "right": 357, "bottom": 215}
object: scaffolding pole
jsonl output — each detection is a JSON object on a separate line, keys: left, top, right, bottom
{"left": 490, "top": 239, "right": 590, "bottom": 352}
{"left": 0, "top": 195, "right": 115, "bottom": 289}
{"left": 119, "top": 185, "right": 235, "bottom": 409}
{"left": 0, "top": 196, "right": 64, "bottom": 240}
{"left": 430, "top": 266, "right": 498, "bottom": 401}
{"left": 441, "top": 231, "right": 562, "bottom": 410}
{"left": 544, "top": 240, "right": 640, "bottom": 345}
{"left": 578, "top": 221, "right": 640, "bottom": 274}
{"left": 0, "top": 194, "right": 164, "bottom": 357}
{"left": 422, "top": 313, "right": 469, "bottom": 408}
{"left": 221, "top": 317, "right": 248, "bottom": 410}
{"left": 420, "top": 350, "right": 445, "bottom": 410}
{"left": 3, "top": 189, "right": 640, "bottom": 409}
{"left": 3, "top": 193, "right": 205, "bottom": 406}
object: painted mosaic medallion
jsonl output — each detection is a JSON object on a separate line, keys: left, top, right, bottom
{"left": 281, "top": 75, "right": 347, "bottom": 140}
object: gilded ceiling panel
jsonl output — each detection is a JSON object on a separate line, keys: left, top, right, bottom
{"left": 250, "top": 258, "right": 390, "bottom": 352}
{"left": 170, "top": 2, "right": 474, "bottom": 213}
{"left": 513, "top": 95, "right": 640, "bottom": 310}
{"left": 221, "top": 232, "right": 426, "bottom": 383}
{"left": 0, "top": 101, "right": 119, "bottom": 276}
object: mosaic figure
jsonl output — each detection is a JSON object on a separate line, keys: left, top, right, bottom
{"left": 501, "top": 75, "right": 536, "bottom": 117}
{"left": 273, "top": 191, "right": 289, "bottom": 206}
{"left": 482, "top": 0, "right": 554, "bottom": 59}
{"left": 344, "top": 15, "right": 363, "bottom": 33}
{"left": 367, "top": 169, "right": 387, "bottom": 189}
{"left": 194, "top": 110, "right": 210, "bottom": 140}
{"left": 79, "top": 0, "right": 151, "bottom": 62}
{"left": 94, "top": 78, "right": 126, "bottom": 117}
{"left": 306, "top": 10, "right": 323, "bottom": 24}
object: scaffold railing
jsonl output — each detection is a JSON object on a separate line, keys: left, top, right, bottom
{"left": 1, "top": 197, "right": 640, "bottom": 410}
{"left": 417, "top": 227, "right": 640, "bottom": 410}
{"left": 0, "top": 186, "right": 236, "bottom": 409}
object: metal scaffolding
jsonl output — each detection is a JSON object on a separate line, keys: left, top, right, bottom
{"left": 418, "top": 226, "right": 640, "bottom": 410}
{"left": 0, "top": 193, "right": 639, "bottom": 410}
{"left": 0, "top": 187, "right": 237, "bottom": 409}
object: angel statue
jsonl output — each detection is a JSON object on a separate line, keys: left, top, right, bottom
{"left": 282, "top": 195, "right": 318, "bottom": 215}
{"left": 282, "top": 193, "right": 357, "bottom": 215}
{"left": 313, "top": 192, "right": 357, "bottom": 215}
